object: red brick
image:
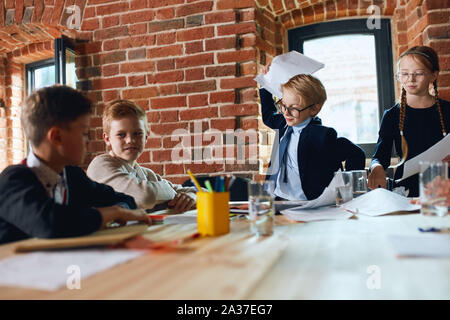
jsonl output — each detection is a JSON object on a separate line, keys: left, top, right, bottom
{"left": 211, "top": 118, "right": 236, "bottom": 130}
{"left": 138, "top": 151, "right": 151, "bottom": 163}
{"left": 210, "top": 90, "right": 235, "bottom": 104}
{"left": 178, "top": 80, "right": 216, "bottom": 94}
{"left": 157, "top": 32, "right": 176, "bottom": 46}
{"left": 205, "top": 65, "right": 236, "bottom": 77}
{"left": 119, "top": 35, "right": 155, "bottom": 49}
{"left": 185, "top": 41, "right": 204, "bottom": 54}
{"left": 103, "top": 90, "right": 119, "bottom": 102}
{"left": 81, "top": 18, "right": 100, "bottom": 31}
{"left": 146, "top": 137, "right": 162, "bottom": 148}
{"left": 102, "top": 15, "right": 119, "bottom": 28}
{"left": 94, "top": 26, "right": 128, "bottom": 41}
{"left": 129, "top": 23, "right": 147, "bottom": 35}
{"left": 204, "top": 10, "right": 236, "bottom": 24}
{"left": 128, "top": 48, "right": 146, "bottom": 60}
{"left": 102, "top": 64, "right": 119, "bottom": 77}
{"left": 205, "top": 36, "right": 236, "bottom": 51}
{"left": 188, "top": 94, "right": 208, "bottom": 107}
{"left": 180, "top": 107, "right": 218, "bottom": 121}
{"left": 94, "top": 51, "right": 126, "bottom": 65}
{"left": 151, "top": 122, "right": 187, "bottom": 136}
{"left": 157, "top": 59, "right": 175, "bottom": 71}
{"left": 159, "top": 84, "right": 177, "bottom": 96}
{"left": 103, "top": 39, "right": 119, "bottom": 51}
{"left": 121, "top": 10, "right": 155, "bottom": 24}
{"left": 164, "top": 163, "right": 185, "bottom": 175}
{"left": 157, "top": 7, "right": 175, "bottom": 20}
{"left": 147, "top": 111, "right": 160, "bottom": 123}
{"left": 176, "top": 53, "right": 214, "bottom": 69}
{"left": 176, "top": 1, "right": 213, "bottom": 17}
{"left": 150, "top": 96, "right": 187, "bottom": 109}
{"left": 220, "top": 103, "right": 258, "bottom": 116}
{"left": 188, "top": 163, "right": 224, "bottom": 174}
{"left": 176, "top": 26, "right": 214, "bottom": 42}
{"left": 217, "top": 49, "right": 256, "bottom": 63}
{"left": 220, "top": 76, "right": 256, "bottom": 89}
{"left": 185, "top": 68, "right": 205, "bottom": 81}
{"left": 128, "top": 75, "right": 146, "bottom": 87}
{"left": 217, "top": 22, "right": 256, "bottom": 36}
{"left": 148, "top": 19, "right": 184, "bottom": 33}
{"left": 123, "top": 87, "right": 159, "bottom": 99}
{"left": 217, "top": 0, "right": 255, "bottom": 9}
{"left": 160, "top": 110, "right": 179, "bottom": 122}
{"left": 96, "top": 2, "right": 129, "bottom": 16}
{"left": 154, "top": 70, "right": 184, "bottom": 83}
{"left": 147, "top": 44, "right": 183, "bottom": 59}
{"left": 92, "top": 76, "right": 126, "bottom": 90}
{"left": 120, "top": 61, "right": 155, "bottom": 74}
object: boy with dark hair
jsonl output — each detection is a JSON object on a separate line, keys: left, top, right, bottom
{"left": 0, "top": 85, "right": 150, "bottom": 244}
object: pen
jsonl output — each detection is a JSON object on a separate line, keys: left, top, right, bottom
{"left": 227, "top": 175, "right": 236, "bottom": 191}
{"left": 214, "top": 176, "right": 220, "bottom": 192}
{"left": 204, "top": 180, "right": 214, "bottom": 193}
{"left": 187, "top": 169, "right": 203, "bottom": 192}
{"left": 419, "top": 227, "right": 450, "bottom": 233}
{"left": 219, "top": 176, "right": 225, "bottom": 192}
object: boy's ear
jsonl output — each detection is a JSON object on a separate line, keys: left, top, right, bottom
{"left": 102, "top": 132, "right": 111, "bottom": 146}
{"left": 47, "top": 126, "right": 63, "bottom": 146}
{"left": 310, "top": 103, "right": 323, "bottom": 117}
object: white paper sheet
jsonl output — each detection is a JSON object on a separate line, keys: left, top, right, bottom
{"left": 282, "top": 206, "right": 353, "bottom": 222}
{"left": 0, "top": 249, "right": 144, "bottom": 291}
{"left": 342, "top": 188, "right": 420, "bottom": 216}
{"left": 254, "top": 51, "right": 325, "bottom": 98}
{"left": 387, "top": 234, "right": 450, "bottom": 258}
{"left": 397, "top": 134, "right": 450, "bottom": 182}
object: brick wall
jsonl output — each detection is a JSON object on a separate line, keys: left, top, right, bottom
{"left": 0, "top": 0, "right": 448, "bottom": 179}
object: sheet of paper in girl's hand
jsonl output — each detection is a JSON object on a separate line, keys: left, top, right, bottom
{"left": 397, "top": 134, "right": 450, "bottom": 182}
{"left": 254, "top": 51, "right": 325, "bottom": 98}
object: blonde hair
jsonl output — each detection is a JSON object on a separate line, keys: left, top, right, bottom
{"left": 281, "top": 74, "right": 327, "bottom": 112}
{"left": 397, "top": 46, "right": 446, "bottom": 166}
{"left": 102, "top": 100, "right": 149, "bottom": 134}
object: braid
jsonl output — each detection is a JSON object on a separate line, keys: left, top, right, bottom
{"left": 395, "top": 87, "right": 408, "bottom": 167}
{"left": 433, "top": 80, "right": 447, "bottom": 136}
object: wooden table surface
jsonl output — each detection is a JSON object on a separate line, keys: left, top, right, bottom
{"left": 0, "top": 213, "right": 449, "bottom": 300}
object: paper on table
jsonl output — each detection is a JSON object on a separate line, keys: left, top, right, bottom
{"left": 387, "top": 234, "right": 450, "bottom": 258}
{"left": 397, "top": 134, "right": 450, "bottom": 182}
{"left": 282, "top": 206, "right": 353, "bottom": 222}
{"left": 342, "top": 188, "right": 420, "bottom": 216}
{"left": 254, "top": 51, "right": 325, "bottom": 98}
{"left": 0, "top": 249, "right": 144, "bottom": 291}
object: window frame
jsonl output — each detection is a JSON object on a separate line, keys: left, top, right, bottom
{"left": 288, "top": 19, "right": 395, "bottom": 157}
{"left": 25, "top": 58, "right": 55, "bottom": 94}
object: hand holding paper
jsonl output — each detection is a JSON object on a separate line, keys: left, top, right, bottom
{"left": 254, "top": 51, "right": 325, "bottom": 98}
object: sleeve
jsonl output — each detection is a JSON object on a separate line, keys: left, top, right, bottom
{"left": 0, "top": 166, "right": 102, "bottom": 239}
{"left": 87, "top": 155, "right": 177, "bottom": 209}
{"left": 259, "top": 88, "right": 286, "bottom": 130}
{"left": 335, "top": 137, "right": 366, "bottom": 171}
{"left": 371, "top": 108, "right": 397, "bottom": 170}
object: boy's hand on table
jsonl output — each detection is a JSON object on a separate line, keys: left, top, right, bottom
{"left": 168, "top": 192, "right": 196, "bottom": 214}
{"left": 368, "top": 164, "right": 386, "bottom": 190}
{"left": 97, "top": 206, "right": 152, "bottom": 229}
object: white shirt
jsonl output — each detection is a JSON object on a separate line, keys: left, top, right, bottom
{"left": 27, "top": 152, "right": 68, "bottom": 205}
{"left": 274, "top": 118, "right": 311, "bottom": 200}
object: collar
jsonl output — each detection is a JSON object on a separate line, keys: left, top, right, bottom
{"left": 27, "top": 152, "right": 65, "bottom": 193}
{"left": 291, "top": 117, "right": 312, "bottom": 134}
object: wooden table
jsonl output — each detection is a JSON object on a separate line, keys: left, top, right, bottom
{"left": 0, "top": 213, "right": 449, "bottom": 299}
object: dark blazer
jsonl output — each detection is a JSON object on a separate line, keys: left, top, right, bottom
{"left": 0, "top": 164, "right": 137, "bottom": 244}
{"left": 260, "top": 88, "right": 365, "bottom": 200}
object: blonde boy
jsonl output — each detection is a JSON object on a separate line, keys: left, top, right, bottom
{"left": 87, "top": 100, "right": 197, "bottom": 213}
{"left": 0, "top": 86, "right": 150, "bottom": 244}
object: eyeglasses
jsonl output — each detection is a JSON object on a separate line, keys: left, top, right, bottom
{"left": 396, "top": 72, "right": 426, "bottom": 82}
{"left": 274, "top": 99, "right": 316, "bottom": 117}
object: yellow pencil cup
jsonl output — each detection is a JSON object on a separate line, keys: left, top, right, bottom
{"left": 196, "top": 192, "right": 230, "bottom": 236}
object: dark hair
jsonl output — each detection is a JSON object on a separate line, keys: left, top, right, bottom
{"left": 21, "top": 85, "right": 92, "bottom": 147}
{"left": 396, "top": 46, "right": 446, "bottom": 166}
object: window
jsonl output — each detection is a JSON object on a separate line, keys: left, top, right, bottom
{"left": 288, "top": 19, "right": 395, "bottom": 157}
{"left": 26, "top": 37, "right": 78, "bottom": 93}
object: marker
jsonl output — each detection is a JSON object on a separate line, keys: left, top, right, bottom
{"left": 204, "top": 180, "right": 214, "bottom": 193}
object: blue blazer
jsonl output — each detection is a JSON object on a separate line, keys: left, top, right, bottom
{"left": 260, "top": 88, "right": 365, "bottom": 200}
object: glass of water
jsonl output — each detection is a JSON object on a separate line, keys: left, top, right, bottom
{"left": 350, "top": 170, "right": 368, "bottom": 198}
{"left": 335, "top": 171, "right": 353, "bottom": 206}
{"left": 419, "top": 161, "right": 449, "bottom": 217}
{"left": 248, "top": 180, "right": 275, "bottom": 237}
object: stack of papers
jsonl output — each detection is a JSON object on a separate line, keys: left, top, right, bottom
{"left": 342, "top": 188, "right": 420, "bottom": 216}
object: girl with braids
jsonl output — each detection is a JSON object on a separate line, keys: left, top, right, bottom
{"left": 368, "top": 46, "right": 450, "bottom": 197}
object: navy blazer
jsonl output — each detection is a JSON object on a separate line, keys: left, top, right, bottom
{"left": 0, "top": 164, "right": 137, "bottom": 244}
{"left": 260, "top": 88, "right": 365, "bottom": 200}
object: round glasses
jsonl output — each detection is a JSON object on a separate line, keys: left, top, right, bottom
{"left": 274, "top": 99, "right": 316, "bottom": 118}
{"left": 396, "top": 72, "right": 426, "bottom": 82}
